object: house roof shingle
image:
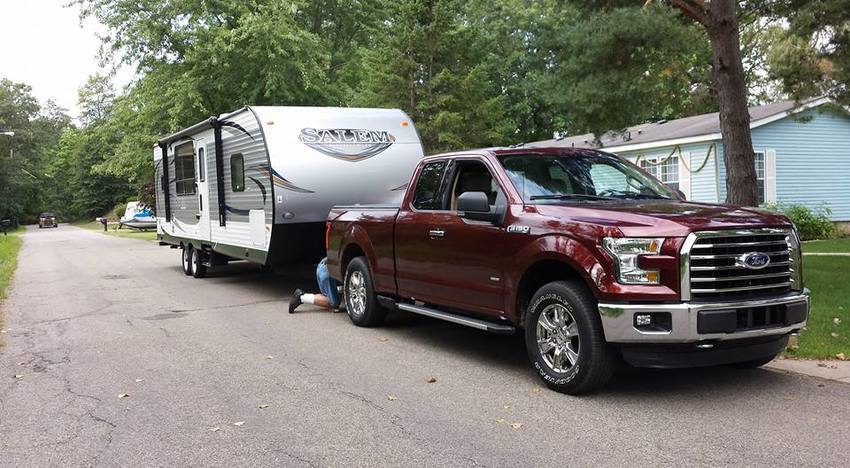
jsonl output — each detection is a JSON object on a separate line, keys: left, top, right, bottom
{"left": 527, "top": 99, "right": 818, "bottom": 151}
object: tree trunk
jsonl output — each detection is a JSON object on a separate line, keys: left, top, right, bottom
{"left": 707, "top": 0, "right": 758, "bottom": 206}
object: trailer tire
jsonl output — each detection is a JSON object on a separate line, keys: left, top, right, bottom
{"left": 344, "top": 256, "right": 386, "bottom": 327}
{"left": 181, "top": 245, "right": 194, "bottom": 276}
{"left": 524, "top": 280, "right": 616, "bottom": 395}
{"left": 192, "top": 248, "right": 207, "bottom": 278}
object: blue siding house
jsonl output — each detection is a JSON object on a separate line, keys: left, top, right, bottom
{"left": 530, "top": 98, "right": 850, "bottom": 221}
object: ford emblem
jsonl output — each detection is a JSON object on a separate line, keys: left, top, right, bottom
{"left": 738, "top": 252, "right": 771, "bottom": 270}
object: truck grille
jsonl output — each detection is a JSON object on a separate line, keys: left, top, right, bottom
{"left": 684, "top": 229, "right": 795, "bottom": 300}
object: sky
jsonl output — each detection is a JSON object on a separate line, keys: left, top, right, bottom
{"left": 0, "top": 0, "right": 134, "bottom": 119}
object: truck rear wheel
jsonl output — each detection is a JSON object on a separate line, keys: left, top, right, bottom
{"left": 524, "top": 281, "right": 616, "bottom": 395}
{"left": 181, "top": 245, "right": 194, "bottom": 276}
{"left": 344, "top": 257, "right": 386, "bottom": 327}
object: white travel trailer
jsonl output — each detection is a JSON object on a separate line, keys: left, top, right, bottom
{"left": 154, "top": 106, "right": 424, "bottom": 277}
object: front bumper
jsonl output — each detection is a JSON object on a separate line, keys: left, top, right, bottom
{"left": 598, "top": 289, "right": 810, "bottom": 344}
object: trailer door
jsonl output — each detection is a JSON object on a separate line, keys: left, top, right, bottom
{"left": 195, "top": 138, "right": 211, "bottom": 241}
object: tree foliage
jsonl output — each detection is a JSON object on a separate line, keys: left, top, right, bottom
{"left": 9, "top": 0, "right": 847, "bottom": 218}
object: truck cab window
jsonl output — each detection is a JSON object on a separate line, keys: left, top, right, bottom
{"left": 412, "top": 160, "right": 448, "bottom": 210}
{"left": 449, "top": 161, "right": 503, "bottom": 211}
{"left": 174, "top": 142, "right": 196, "bottom": 195}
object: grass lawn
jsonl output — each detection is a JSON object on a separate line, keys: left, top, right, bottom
{"left": 803, "top": 238, "right": 850, "bottom": 253}
{"left": 0, "top": 227, "right": 24, "bottom": 346}
{"left": 72, "top": 220, "right": 158, "bottom": 241}
{"left": 787, "top": 255, "right": 850, "bottom": 359}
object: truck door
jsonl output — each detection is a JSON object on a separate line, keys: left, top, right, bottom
{"left": 195, "top": 139, "right": 211, "bottom": 241}
{"left": 395, "top": 157, "right": 508, "bottom": 317}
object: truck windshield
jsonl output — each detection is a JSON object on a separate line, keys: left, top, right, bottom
{"left": 498, "top": 153, "right": 677, "bottom": 203}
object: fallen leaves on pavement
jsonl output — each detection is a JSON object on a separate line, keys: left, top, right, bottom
{"left": 265, "top": 355, "right": 274, "bottom": 360}
{"left": 495, "top": 418, "right": 506, "bottom": 424}
{"left": 378, "top": 337, "right": 389, "bottom": 342}
{"left": 258, "top": 404, "right": 270, "bottom": 409}
{"left": 426, "top": 377, "right": 437, "bottom": 383}
{"left": 387, "top": 395, "right": 398, "bottom": 401}
{"left": 135, "top": 379, "right": 144, "bottom": 383}
{"left": 836, "top": 353, "right": 847, "bottom": 361}
{"left": 14, "top": 374, "right": 23, "bottom": 380}
{"left": 118, "top": 393, "right": 129, "bottom": 399}
{"left": 233, "top": 421, "right": 245, "bottom": 426}
{"left": 510, "top": 422, "right": 524, "bottom": 429}
{"left": 209, "top": 427, "right": 220, "bottom": 432}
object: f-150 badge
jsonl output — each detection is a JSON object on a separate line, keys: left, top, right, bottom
{"left": 507, "top": 225, "right": 530, "bottom": 234}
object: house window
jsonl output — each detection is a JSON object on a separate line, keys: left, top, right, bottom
{"left": 174, "top": 142, "right": 196, "bottom": 195}
{"left": 754, "top": 151, "right": 765, "bottom": 205}
{"left": 640, "top": 156, "right": 679, "bottom": 191}
{"left": 231, "top": 154, "right": 245, "bottom": 192}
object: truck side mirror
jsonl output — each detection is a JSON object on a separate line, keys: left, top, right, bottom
{"left": 458, "top": 191, "right": 490, "bottom": 213}
{"left": 458, "top": 191, "right": 503, "bottom": 224}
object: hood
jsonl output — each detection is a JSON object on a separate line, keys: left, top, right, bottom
{"left": 534, "top": 200, "right": 791, "bottom": 237}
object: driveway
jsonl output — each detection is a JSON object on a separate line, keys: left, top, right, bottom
{"left": 0, "top": 226, "right": 847, "bottom": 466}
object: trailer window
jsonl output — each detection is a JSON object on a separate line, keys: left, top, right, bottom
{"left": 231, "top": 154, "right": 245, "bottom": 192}
{"left": 198, "top": 147, "right": 205, "bottom": 182}
{"left": 174, "top": 142, "right": 196, "bottom": 195}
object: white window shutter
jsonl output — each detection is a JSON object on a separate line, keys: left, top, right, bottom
{"left": 678, "top": 152, "right": 691, "bottom": 199}
{"left": 765, "top": 149, "right": 777, "bottom": 203}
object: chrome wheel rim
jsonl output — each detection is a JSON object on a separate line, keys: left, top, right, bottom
{"left": 536, "top": 303, "right": 580, "bottom": 373}
{"left": 347, "top": 270, "right": 367, "bottom": 318}
{"left": 182, "top": 248, "right": 190, "bottom": 271}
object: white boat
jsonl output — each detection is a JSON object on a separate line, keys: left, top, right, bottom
{"left": 118, "top": 201, "right": 157, "bottom": 230}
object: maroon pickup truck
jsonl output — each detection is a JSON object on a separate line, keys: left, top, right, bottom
{"left": 326, "top": 147, "right": 809, "bottom": 394}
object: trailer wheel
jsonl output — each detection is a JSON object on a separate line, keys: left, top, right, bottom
{"left": 344, "top": 257, "right": 386, "bottom": 327}
{"left": 524, "top": 281, "right": 616, "bottom": 395}
{"left": 181, "top": 245, "right": 194, "bottom": 276}
{"left": 192, "top": 248, "right": 207, "bottom": 278}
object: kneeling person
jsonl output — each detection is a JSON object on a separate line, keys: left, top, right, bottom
{"left": 289, "top": 257, "right": 341, "bottom": 313}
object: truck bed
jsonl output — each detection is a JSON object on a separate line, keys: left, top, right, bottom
{"left": 326, "top": 204, "right": 401, "bottom": 294}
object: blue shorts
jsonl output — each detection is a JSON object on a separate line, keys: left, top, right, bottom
{"left": 317, "top": 258, "right": 341, "bottom": 308}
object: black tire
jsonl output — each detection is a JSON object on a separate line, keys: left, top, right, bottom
{"left": 524, "top": 280, "right": 616, "bottom": 395}
{"left": 728, "top": 354, "right": 777, "bottom": 369}
{"left": 343, "top": 256, "right": 386, "bottom": 327}
{"left": 191, "top": 248, "right": 207, "bottom": 278}
{"left": 181, "top": 245, "right": 194, "bottom": 276}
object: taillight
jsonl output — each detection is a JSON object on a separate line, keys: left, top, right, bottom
{"left": 325, "top": 221, "right": 332, "bottom": 250}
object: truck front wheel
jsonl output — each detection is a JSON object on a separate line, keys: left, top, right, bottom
{"left": 344, "top": 257, "right": 386, "bottom": 327}
{"left": 524, "top": 281, "right": 616, "bottom": 395}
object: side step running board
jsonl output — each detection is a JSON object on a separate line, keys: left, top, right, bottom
{"left": 396, "top": 303, "right": 515, "bottom": 335}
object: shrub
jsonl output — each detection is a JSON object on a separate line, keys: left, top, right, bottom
{"left": 763, "top": 203, "right": 835, "bottom": 240}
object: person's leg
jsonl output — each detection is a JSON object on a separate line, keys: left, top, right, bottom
{"left": 289, "top": 290, "right": 332, "bottom": 313}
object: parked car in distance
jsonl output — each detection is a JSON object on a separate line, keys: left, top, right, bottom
{"left": 326, "top": 147, "right": 809, "bottom": 394}
{"left": 38, "top": 212, "right": 58, "bottom": 228}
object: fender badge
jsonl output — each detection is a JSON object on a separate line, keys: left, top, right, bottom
{"left": 507, "top": 225, "right": 530, "bottom": 234}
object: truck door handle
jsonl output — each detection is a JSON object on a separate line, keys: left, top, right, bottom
{"left": 428, "top": 229, "right": 445, "bottom": 238}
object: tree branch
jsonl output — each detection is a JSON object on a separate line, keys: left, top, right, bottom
{"left": 668, "top": 0, "right": 710, "bottom": 27}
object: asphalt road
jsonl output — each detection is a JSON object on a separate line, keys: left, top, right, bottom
{"left": 1, "top": 226, "right": 848, "bottom": 467}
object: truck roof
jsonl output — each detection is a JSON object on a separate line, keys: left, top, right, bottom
{"left": 422, "top": 146, "right": 611, "bottom": 161}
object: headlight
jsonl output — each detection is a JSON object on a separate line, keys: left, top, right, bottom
{"left": 602, "top": 237, "right": 665, "bottom": 285}
{"left": 788, "top": 228, "right": 804, "bottom": 290}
